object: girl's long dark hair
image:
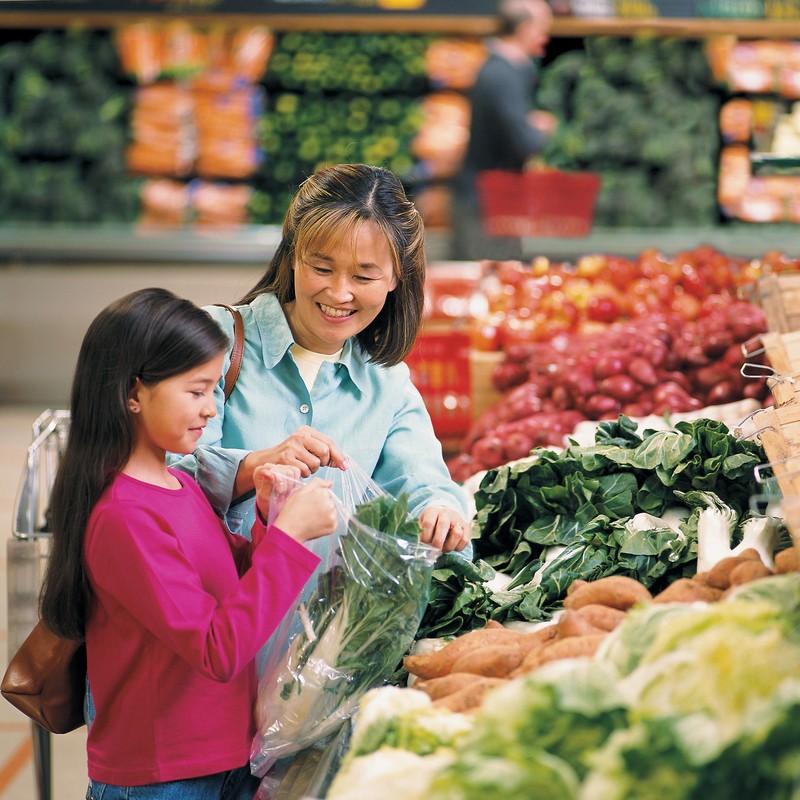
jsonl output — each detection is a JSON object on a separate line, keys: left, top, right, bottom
{"left": 239, "top": 163, "right": 426, "bottom": 367}
{"left": 39, "top": 288, "right": 229, "bottom": 640}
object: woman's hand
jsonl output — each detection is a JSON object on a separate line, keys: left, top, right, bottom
{"left": 254, "top": 464, "right": 337, "bottom": 544}
{"left": 418, "top": 506, "right": 471, "bottom": 553}
{"left": 235, "top": 426, "right": 348, "bottom": 498}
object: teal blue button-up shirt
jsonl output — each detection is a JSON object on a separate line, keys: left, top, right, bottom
{"left": 172, "top": 293, "right": 469, "bottom": 541}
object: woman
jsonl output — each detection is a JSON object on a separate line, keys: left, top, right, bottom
{"left": 174, "top": 163, "right": 471, "bottom": 554}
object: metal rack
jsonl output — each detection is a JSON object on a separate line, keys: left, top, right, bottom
{"left": 8, "top": 409, "right": 70, "bottom": 800}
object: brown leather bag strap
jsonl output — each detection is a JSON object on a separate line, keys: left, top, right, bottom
{"left": 213, "top": 304, "right": 245, "bottom": 403}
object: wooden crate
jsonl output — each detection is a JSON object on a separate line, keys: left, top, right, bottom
{"left": 754, "top": 273, "right": 800, "bottom": 333}
{"left": 750, "top": 401, "right": 800, "bottom": 558}
{"left": 759, "top": 331, "right": 800, "bottom": 405}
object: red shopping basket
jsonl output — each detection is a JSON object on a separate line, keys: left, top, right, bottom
{"left": 476, "top": 169, "right": 602, "bottom": 238}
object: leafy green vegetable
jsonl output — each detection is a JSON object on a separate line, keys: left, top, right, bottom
{"left": 346, "top": 686, "right": 472, "bottom": 760}
{"left": 251, "top": 492, "right": 436, "bottom": 771}
{"left": 417, "top": 554, "right": 497, "bottom": 639}
{"left": 459, "top": 417, "right": 764, "bottom": 624}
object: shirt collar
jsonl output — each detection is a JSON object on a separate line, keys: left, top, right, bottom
{"left": 249, "top": 292, "right": 372, "bottom": 393}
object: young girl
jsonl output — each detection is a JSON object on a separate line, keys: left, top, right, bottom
{"left": 39, "top": 287, "right": 337, "bottom": 800}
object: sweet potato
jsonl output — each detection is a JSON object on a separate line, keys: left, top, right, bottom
{"left": 774, "top": 547, "right": 800, "bottom": 574}
{"left": 562, "top": 576, "right": 652, "bottom": 612}
{"left": 516, "top": 624, "right": 558, "bottom": 655}
{"left": 403, "top": 626, "right": 521, "bottom": 679}
{"left": 573, "top": 603, "right": 627, "bottom": 632}
{"left": 555, "top": 610, "right": 605, "bottom": 639}
{"left": 513, "top": 633, "right": 606, "bottom": 676}
{"left": 653, "top": 578, "right": 723, "bottom": 604}
{"left": 703, "top": 556, "right": 744, "bottom": 590}
{"left": 414, "top": 672, "right": 485, "bottom": 701}
{"left": 431, "top": 677, "right": 506, "bottom": 713}
{"left": 566, "top": 579, "right": 589, "bottom": 596}
{"left": 728, "top": 559, "right": 773, "bottom": 587}
{"left": 450, "top": 644, "right": 523, "bottom": 678}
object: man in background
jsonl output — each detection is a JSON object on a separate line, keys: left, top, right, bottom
{"left": 450, "top": 0, "right": 558, "bottom": 261}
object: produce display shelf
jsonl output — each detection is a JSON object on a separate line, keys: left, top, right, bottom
{"left": 5, "top": 225, "right": 800, "bottom": 265}
{"left": 2, "top": 14, "right": 800, "bottom": 39}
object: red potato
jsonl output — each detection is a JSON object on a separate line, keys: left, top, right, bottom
{"left": 627, "top": 357, "right": 658, "bottom": 387}
{"left": 582, "top": 394, "right": 622, "bottom": 419}
{"left": 592, "top": 352, "right": 627, "bottom": 380}
{"left": 598, "top": 374, "right": 641, "bottom": 403}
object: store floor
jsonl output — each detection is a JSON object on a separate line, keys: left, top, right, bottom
{"left": 0, "top": 405, "right": 88, "bottom": 800}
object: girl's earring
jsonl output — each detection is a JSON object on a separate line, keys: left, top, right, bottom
{"left": 129, "top": 402, "right": 140, "bottom": 413}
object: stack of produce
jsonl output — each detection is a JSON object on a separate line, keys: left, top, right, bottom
{"left": 422, "top": 415, "right": 786, "bottom": 638}
{"left": 326, "top": 568, "right": 800, "bottom": 799}
{"left": 249, "top": 32, "right": 431, "bottom": 225}
{"left": 117, "top": 22, "right": 271, "bottom": 227}
{"left": 0, "top": 28, "right": 137, "bottom": 223}
{"left": 448, "top": 246, "right": 794, "bottom": 480}
{"left": 538, "top": 36, "right": 721, "bottom": 226}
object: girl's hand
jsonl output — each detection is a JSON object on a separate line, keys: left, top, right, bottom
{"left": 275, "top": 478, "right": 338, "bottom": 544}
{"left": 254, "top": 464, "right": 302, "bottom": 521}
{"left": 418, "top": 506, "right": 471, "bottom": 553}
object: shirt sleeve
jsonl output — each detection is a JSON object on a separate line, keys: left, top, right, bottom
{"left": 86, "top": 504, "right": 320, "bottom": 682}
{"left": 371, "top": 373, "right": 471, "bottom": 519}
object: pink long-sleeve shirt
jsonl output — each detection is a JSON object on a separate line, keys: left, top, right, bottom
{"left": 84, "top": 468, "right": 320, "bottom": 786}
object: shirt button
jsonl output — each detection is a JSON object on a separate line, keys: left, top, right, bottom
{"left": 299, "top": 403, "right": 310, "bottom": 414}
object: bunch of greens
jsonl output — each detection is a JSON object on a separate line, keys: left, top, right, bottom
{"left": 251, "top": 492, "right": 437, "bottom": 773}
{"left": 465, "top": 416, "right": 765, "bottom": 624}
{"left": 417, "top": 554, "right": 497, "bottom": 639}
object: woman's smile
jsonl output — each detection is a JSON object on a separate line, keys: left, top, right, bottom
{"left": 318, "top": 302, "right": 356, "bottom": 319}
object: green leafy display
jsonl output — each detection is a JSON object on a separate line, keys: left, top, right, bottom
{"left": 0, "top": 29, "right": 138, "bottom": 223}
{"left": 538, "top": 36, "right": 721, "bottom": 227}
{"left": 449, "top": 416, "right": 765, "bottom": 625}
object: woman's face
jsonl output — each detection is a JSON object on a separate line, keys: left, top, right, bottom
{"left": 286, "top": 221, "right": 397, "bottom": 354}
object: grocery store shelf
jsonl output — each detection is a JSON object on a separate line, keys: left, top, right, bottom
{"left": 0, "top": 225, "right": 283, "bottom": 265}
{"left": 3, "top": 225, "right": 800, "bottom": 266}
{"left": 521, "top": 225, "right": 800, "bottom": 260}
{"left": 0, "top": 14, "right": 798, "bottom": 38}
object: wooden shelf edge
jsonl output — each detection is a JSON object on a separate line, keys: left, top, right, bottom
{"left": 0, "top": 14, "right": 798, "bottom": 38}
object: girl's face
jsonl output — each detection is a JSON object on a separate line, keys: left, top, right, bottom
{"left": 286, "top": 221, "right": 397, "bottom": 354}
{"left": 130, "top": 353, "right": 224, "bottom": 457}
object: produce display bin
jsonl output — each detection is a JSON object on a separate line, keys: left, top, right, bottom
{"left": 476, "top": 169, "right": 601, "bottom": 239}
{"left": 753, "top": 272, "right": 800, "bottom": 332}
{"left": 8, "top": 409, "right": 70, "bottom": 800}
{"left": 406, "top": 327, "right": 472, "bottom": 441}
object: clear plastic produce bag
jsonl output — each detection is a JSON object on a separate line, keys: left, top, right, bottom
{"left": 250, "top": 461, "right": 438, "bottom": 777}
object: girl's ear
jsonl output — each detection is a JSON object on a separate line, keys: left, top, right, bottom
{"left": 128, "top": 378, "right": 142, "bottom": 414}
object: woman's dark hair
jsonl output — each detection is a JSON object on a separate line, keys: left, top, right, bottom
{"left": 239, "top": 163, "right": 426, "bottom": 367}
{"left": 39, "top": 288, "right": 229, "bottom": 640}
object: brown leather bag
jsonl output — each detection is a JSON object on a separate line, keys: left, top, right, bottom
{"left": 213, "top": 303, "right": 245, "bottom": 402}
{"left": 1, "top": 619, "right": 86, "bottom": 734}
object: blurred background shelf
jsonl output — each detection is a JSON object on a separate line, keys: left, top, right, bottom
{"left": 3, "top": 224, "right": 800, "bottom": 265}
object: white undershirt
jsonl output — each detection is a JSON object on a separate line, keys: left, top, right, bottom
{"left": 291, "top": 342, "right": 342, "bottom": 391}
